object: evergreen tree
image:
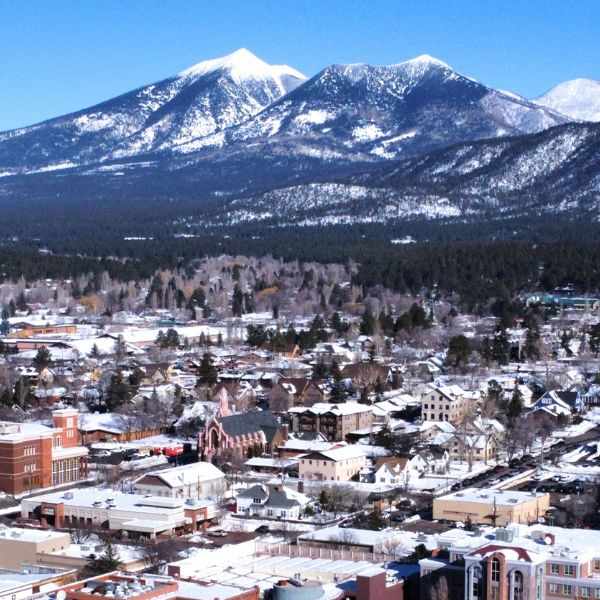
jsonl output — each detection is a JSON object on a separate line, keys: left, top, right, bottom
{"left": 492, "top": 327, "right": 510, "bottom": 365}
{"left": 85, "top": 538, "right": 122, "bottom": 576}
{"left": 114, "top": 335, "right": 127, "bottom": 361}
{"left": 359, "top": 309, "right": 376, "bottom": 336}
{"left": 197, "top": 352, "right": 218, "bottom": 386}
{"left": 589, "top": 323, "right": 600, "bottom": 356}
{"left": 106, "top": 371, "right": 131, "bottom": 411}
{"left": 560, "top": 330, "right": 573, "bottom": 357}
{"left": 446, "top": 335, "right": 471, "bottom": 368}
{"left": 507, "top": 386, "right": 524, "bottom": 422}
{"left": 232, "top": 285, "right": 244, "bottom": 317}
{"left": 33, "top": 346, "right": 51, "bottom": 371}
{"left": 90, "top": 343, "right": 100, "bottom": 359}
{"left": 312, "top": 360, "right": 328, "bottom": 380}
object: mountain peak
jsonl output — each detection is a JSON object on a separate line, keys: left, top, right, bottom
{"left": 535, "top": 78, "right": 600, "bottom": 122}
{"left": 178, "top": 48, "right": 306, "bottom": 84}
{"left": 400, "top": 54, "right": 453, "bottom": 70}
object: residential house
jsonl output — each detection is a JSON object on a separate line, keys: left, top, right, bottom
{"left": 268, "top": 378, "right": 326, "bottom": 413}
{"left": 299, "top": 445, "right": 366, "bottom": 481}
{"left": 133, "top": 462, "right": 227, "bottom": 500}
{"left": 373, "top": 455, "right": 427, "bottom": 487}
{"left": 421, "top": 384, "right": 472, "bottom": 424}
{"left": 235, "top": 482, "right": 309, "bottom": 519}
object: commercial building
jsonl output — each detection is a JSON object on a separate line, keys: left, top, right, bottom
{"left": 50, "top": 572, "right": 259, "bottom": 600}
{"left": 433, "top": 488, "right": 550, "bottom": 526}
{"left": 21, "top": 487, "right": 216, "bottom": 538}
{"left": 0, "top": 408, "right": 88, "bottom": 495}
{"left": 289, "top": 402, "right": 374, "bottom": 442}
{"left": 0, "top": 526, "right": 70, "bottom": 570}
{"left": 422, "top": 523, "right": 600, "bottom": 600}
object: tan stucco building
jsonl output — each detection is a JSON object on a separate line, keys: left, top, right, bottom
{"left": 433, "top": 488, "right": 550, "bottom": 526}
{"left": 0, "top": 526, "right": 71, "bottom": 570}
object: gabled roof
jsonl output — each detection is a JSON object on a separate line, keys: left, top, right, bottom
{"left": 219, "top": 410, "right": 280, "bottom": 443}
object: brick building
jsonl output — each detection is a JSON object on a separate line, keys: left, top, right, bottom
{"left": 289, "top": 402, "right": 374, "bottom": 442}
{"left": 0, "top": 408, "right": 88, "bottom": 495}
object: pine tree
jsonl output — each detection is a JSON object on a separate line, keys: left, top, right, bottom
{"left": 507, "top": 386, "right": 524, "bottom": 422}
{"left": 197, "top": 352, "right": 218, "bottom": 386}
{"left": 85, "top": 538, "right": 122, "bottom": 576}
{"left": 359, "top": 309, "right": 376, "bottom": 336}
{"left": 33, "top": 346, "right": 51, "bottom": 371}
{"left": 232, "top": 285, "right": 244, "bottom": 317}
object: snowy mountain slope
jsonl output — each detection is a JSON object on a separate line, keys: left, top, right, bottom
{"left": 169, "top": 54, "right": 568, "bottom": 170}
{"left": 0, "top": 48, "right": 305, "bottom": 172}
{"left": 204, "top": 122, "right": 600, "bottom": 226}
{"left": 534, "top": 78, "right": 600, "bottom": 122}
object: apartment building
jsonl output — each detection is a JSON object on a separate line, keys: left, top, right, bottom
{"left": 289, "top": 402, "right": 374, "bottom": 442}
{"left": 421, "top": 383, "right": 473, "bottom": 424}
{"left": 433, "top": 488, "right": 550, "bottom": 527}
{"left": 0, "top": 408, "right": 88, "bottom": 495}
{"left": 298, "top": 444, "right": 366, "bottom": 481}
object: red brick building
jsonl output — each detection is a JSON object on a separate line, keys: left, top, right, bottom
{"left": 0, "top": 408, "right": 88, "bottom": 495}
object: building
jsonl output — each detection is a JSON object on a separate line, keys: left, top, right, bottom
{"left": 21, "top": 487, "right": 216, "bottom": 538}
{"left": 373, "top": 455, "right": 427, "bottom": 487}
{"left": 432, "top": 523, "right": 600, "bottom": 600}
{"left": 199, "top": 410, "right": 287, "bottom": 461}
{"left": 78, "top": 412, "right": 164, "bottom": 444}
{"left": 289, "top": 402, "right": 374, "bottom": 442}
{"left": 52, "top": 572, "right": 259, "bottom": 600}
{"left": 0, "top": 564, "right": 76, "bottom": 600}
{"left": 133, "top": 462, "right": 227, "bottom": 500}
{"left": 433, "top": 488, "right": 550, "bottom": 526}
{"left": 0, "top": 526, "right": 70, "bottom": 570}
{"left": 268, "top": 378, "right": 326, "bottom": 413}
{"left": 298, "top": 444, "right": 366, "bottom": 481}
{"left": 235, "top": 482, "right": 309, "bottom": 519}
{"left": 0, "top": 408, "right": 88, "bottom": 495}
{"left": 421, "top": 384, "right": 472, "bottom": 424}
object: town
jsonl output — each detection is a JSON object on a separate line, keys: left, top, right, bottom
{"left": 0, "top": 254, "right": 599, "bottom": 600}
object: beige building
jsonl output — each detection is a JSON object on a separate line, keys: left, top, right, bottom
{"left": 433, "top": 488, "right": 550, "bottom": 526}
{"left": 421, "top": 384, "right": 473, "bottom": 424}
{"left": 0, "top": 526, "right": 70, "bottom": 570}
{"left": 299, "top": 444, "right": 366, "bottom": 481}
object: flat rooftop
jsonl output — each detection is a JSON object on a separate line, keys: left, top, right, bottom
{"left": 438, "top": 488, "right": 547, "bottom": 506}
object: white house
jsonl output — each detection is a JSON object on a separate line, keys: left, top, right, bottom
{"left": 235, "top": 482, "right": 309, "bottom": 519}
{"left": 133, "top": 462, "right": 227, "bottom": 500}
{"left": 374, "top": 455, "right": 427, "bottom": 486}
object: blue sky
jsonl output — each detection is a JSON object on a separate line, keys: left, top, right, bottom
{"left": 1, "top": 0, "right": 599, "bottom": 130}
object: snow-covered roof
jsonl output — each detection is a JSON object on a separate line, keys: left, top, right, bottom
{"left": 135, "top": 462, "right": 225, "bottom": 488}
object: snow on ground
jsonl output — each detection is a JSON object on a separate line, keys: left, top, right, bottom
{"left": 552, "top": 419, "right": 597, "bottom": 439}
{"left": 294, "top": 110, "right": 334, "bottom": 126}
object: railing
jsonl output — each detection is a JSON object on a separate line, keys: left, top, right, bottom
{"left": 255, "top": 540, "right": 389, "bottom": 563}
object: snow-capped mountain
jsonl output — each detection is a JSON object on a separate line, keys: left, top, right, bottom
{"left": 534, "top": 78, "right": 600, "bottom": 122}
{"left": 0, "top": 48, "right": 305, "bottom": 172}
{"left": 170, "top": 54, "right": 568, "bottom": 164}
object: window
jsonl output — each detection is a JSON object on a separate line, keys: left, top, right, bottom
{"left": 594, "top": 589, "right": 600, "bottom": 599}
{"left": 491, "top": 558, "right": 500, "bottom": 583}
{"left": 472, "top": 576, "right": 480, "bottom": 598}
{"left": 551, "top": 564, "right": 560, "bottom": 575}
{"left": 595, "top": 560, "right": 600, "bottom": 570}
{"left": 513, "top": 571, "right": 524, "bottom": 600}
{"left": 565, "top": 564, "right": 575, "bottom": 577}
{"left": 24, "top": 463, "right": 36, "bottom": 473}
{"left": 549, "top": 584, "right": 559, "bottom": 594}
{"left": 563, "top": 585, "right": 572, "bottom": 596}
{"left": 581, "top": 588, "right": 591, "bottom": 598}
